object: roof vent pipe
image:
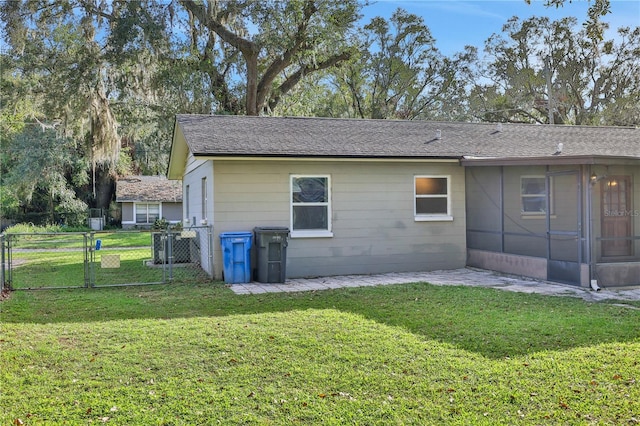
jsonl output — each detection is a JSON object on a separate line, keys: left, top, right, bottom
{"left": 435, "top": 129, "right": 442, "bottom": 140}
{"left": 496, "top": 123, "right": 503, "bottom": 132}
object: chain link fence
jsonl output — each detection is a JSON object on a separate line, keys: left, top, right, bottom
{"left": 1, "top": 227, "right": 214, "bottom": 290}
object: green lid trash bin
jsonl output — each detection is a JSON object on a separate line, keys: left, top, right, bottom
{"left": 254, "top": 227, "right": 289, "bottom": 283}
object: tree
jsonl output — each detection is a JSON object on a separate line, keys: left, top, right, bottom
{"left": 356, "top": 9, "right": 446, "bottom": 119}
{"left": 528, "top": 0, "right": 611, "bottom": 41}
{"left": 471, "top": 16, "right": 640, "bottom": 125}
{"left": 0, "top": 0, "right": 364, "bottom": 220}
{"left": 2, "top": 1, "right": 125, "bottom": 210}
{"left": 4, "top": 126, "right": 89, "bottom": 224}
{"left": 278, "top": 8, "right": 471, "bottom": 121}
{"left": 0, "top": 0, "right": 189, "bottom": 210}
{"left": 179, "top": 0, "right": 361, "bottom": 116}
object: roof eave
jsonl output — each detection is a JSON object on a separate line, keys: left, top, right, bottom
{"left": 116, "top": 197, "right": 182, "bottom": 203}
{"left": 167, "top": 120, "right": 190, "bottom": 179}
{"left": 191, "top": 153, "right": 463, "bottom": 162}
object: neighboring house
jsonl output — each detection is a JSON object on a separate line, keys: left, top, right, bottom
{"left": 116, "top": 175, "right": 183, "bottom": 229}
{"left": 167, "top": 114, "right": 640, "bottom": 288}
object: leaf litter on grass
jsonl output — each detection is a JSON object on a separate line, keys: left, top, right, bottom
{"left": 2, "top": 283, "right": 639, "bottom": 424}
{"left": 3, "top": 308, "right": 639, "bottom": 424}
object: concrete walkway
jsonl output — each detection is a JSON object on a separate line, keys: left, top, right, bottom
{"left": 229, "top": 267, "right": 640, "bottom": 304}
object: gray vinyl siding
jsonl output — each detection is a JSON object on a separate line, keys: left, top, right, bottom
{"left": 211, "top": 160, "right": 466, "bottom": 280}
{"left": 183, "top": 157, "right": 214, "bottom": 226}
{"left": 182, "top": 158, "right": 214, "bottom": 275}
{"left": 162, "top": 202, "right": 183, "bottom": 222}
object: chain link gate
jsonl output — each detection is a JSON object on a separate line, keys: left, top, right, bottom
{"left": 1, "top": 227, "right": 214, "bottom": 290}
{"left": 1, "top": 232, "right": 90, "bottom": 290}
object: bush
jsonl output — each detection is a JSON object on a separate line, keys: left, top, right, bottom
{"left": 152, "top": 218, "right": 169, "bottom": 230}
{"left": 151, "top": 218, "right": 182, "bottom": 231}
{"left": 3, "top": 223, "right": 90, "bottom": 234}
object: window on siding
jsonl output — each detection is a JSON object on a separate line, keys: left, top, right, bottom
{"left": 201, "top": 177, "right": 207, "bottom": 222}
{"left": 135, "top": 203, "right": 160, "bottom": 224}
{"left": 185, "top": 185, "right": 190, "bottom": 221}
{"left": 521, "top": 176, "right": 551, "bottom": 215}
{"left": 291, "top": 175, "right": 332, "bottom": 237}
{"left": 414, "top": 176, "right": 452, "bottom": 221}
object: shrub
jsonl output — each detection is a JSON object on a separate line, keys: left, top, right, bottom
{"left": 3, "top": 223, "right": 89, "bottom": 234}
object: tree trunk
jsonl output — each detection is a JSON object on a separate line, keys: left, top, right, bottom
{"left": 245, "top": 50, "right": 259, "bottom": 116}
{"left": 48, "top": 191, "right": 55, "bottom": 224}
{"left": 93, "top": 165, "right": 115, "bottom": 211}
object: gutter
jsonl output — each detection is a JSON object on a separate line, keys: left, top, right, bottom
{"left": 191, "top": 154, "right": 463, "bottom": 163}
{"left": 461, "top": 155, "right": 640, "bottom": 167}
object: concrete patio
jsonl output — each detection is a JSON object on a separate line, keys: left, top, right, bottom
{"left": 229, "top": 267, "right": 640, "bottom": 304}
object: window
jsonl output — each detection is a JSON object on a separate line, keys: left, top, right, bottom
{"left": 135, "top": 203, "right": 160, "bottom": 224}
{"left": 185, "top": 184, "right": 190, "bottom": 221}
{"left": 414, "top": 176, "right": 452, "bottom": 221}
{"left": 291, "top": 175, "right": 332, "bottom": 237}
{"left": 521, "top": 176, "right": 551, "bottom": 215}
{"left": 201, "top": 177, "right": 207, "bottom": 223}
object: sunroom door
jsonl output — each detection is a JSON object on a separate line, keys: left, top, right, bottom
{"left": 547, "top": 170, "right": 581, "bottom": 285}
{"left": 601, "top": 176, "right": 633, "bottom": 258}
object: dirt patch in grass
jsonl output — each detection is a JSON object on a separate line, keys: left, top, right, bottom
{"left": 4, "top": 258, "right": 27, "bottom": 268}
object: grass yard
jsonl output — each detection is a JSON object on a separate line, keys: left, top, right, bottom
{"left": 6, "top": 231, "right": 209, "bottom": 289}
{"left": 6, "top": 231, "right": 152, "bottom": 250}
{"left": 9, "top": 250, "right": 88, "bottom": 288}
{"left": 1, "top": 282, "right": 639, "bottom": 425}
{"left": 9, "top": 248, "right": 163, "bottom": 289}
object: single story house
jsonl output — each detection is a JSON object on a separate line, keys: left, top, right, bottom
{"left": 115, "top": 175, "right": 183, "bottom": 229}
{"left": 167, "top": 114, "right": 640, "bottom": 288}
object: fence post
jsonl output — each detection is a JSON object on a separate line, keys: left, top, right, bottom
{"left": 88, "top": 232, "right": 95, "bottom": 288}
{"left": 208, "top": 226, "right": 215, "bottom": 280}
{"left": 1, "top": 234, "right": 5, "bottom": 292}
{"left": 160, "top": 231, "right": 167, "bottom": 283}
{"left": 167, "top": 229, "right": 174, "bottom": 281}
{"left": 6, "top": 234, "right": 12, "bottom": 289}
{"left": 83, "top": 233, "right": 89, "bottom": 288}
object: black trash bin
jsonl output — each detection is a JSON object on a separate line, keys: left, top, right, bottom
{"left": 254, "top": 227, "right": 289, "bottom": 283}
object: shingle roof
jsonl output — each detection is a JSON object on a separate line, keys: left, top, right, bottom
{"left": 173, "top": 114, "right": 640, "bottom": 160}
{"left": 116, "top": 175, "right": 182, "bottom": 203}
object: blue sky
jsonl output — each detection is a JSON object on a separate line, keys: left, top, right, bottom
{"left": 361, "top": 0, "right": 640, "bottom": 55}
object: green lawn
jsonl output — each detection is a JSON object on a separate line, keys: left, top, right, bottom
{"left": 1, "top": 282, "right": 639, "bottom": 425}
{"left": 7, "top": 231, "right": 208, "bottom": 289}
{"left": 5, "top": 230, "right": 152, "bottom": 250}
{"left": 9, "top": 248, "right": 162, "bottom": 288}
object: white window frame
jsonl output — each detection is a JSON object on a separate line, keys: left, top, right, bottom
{"left": 185, "top": 184, "right": 190, "bottom": 223}
{"left": 414, "top": 175, "right": 453, "bottom": 222}
{"left": 134, "top": 202, "right": 161, "bottom": 224}
{"left": 290, "top": 174, "right": 333, "bottom": 238}
{"left": 521, "top": 175, "right": 553, "bottom": 217}
{"left": 201, "top": 177, "right": 208, "bottom": 225}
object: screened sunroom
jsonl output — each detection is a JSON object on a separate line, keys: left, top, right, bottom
{"left": 464, "top": 159, "right": 640, "bottom": 288}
